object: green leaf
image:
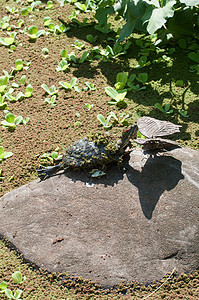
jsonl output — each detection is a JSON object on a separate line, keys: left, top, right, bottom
{"left": 179, "top": 0, "right": 199, "bottom": 6}
{"left": 105, "top": 87, "right": 118, "bottom": 100}
{"left": 0, "top": 281, "right": 7, "bottom": 291}
{"left": 137, "top": 73, "right": 148, "bottom": 83}
{"left": 12, "top": 271, "right": 23, "bottom": 284}
{"left": 80, "top": 51, "right": 89, "bottom": 63}
{"left": 28, "top": 25, "right": 38, "bottom": 35}
{"left": 41, "top": 84, "right": 51, "bottom": 95}
{"left": 25, "top": 84, "right": 33, "bottom": 97}
{"left": 188, "top": 52, "right": 199, "bottom": 63}
{"left": 115, "top": 72, "right": 128, "bottom": 90}
{"left": 14, "top": 289, "right": 23, "bottom": 299}
{"left": 146, "top": 0, "right": 175, "bottom": 34}
{"left": 59, "top": 81, "right": 71, "bottom": 90}
{"left": 97, "top": 114, "right": 108, "bottom": 126}
{"left": 51, "top": 151, "right": 58, "bottom": 159}
{"left": 5, "top": 289, "right": 14, "bottom": 299}
{"left": 60, "top": 49, "right": 68, "bottom": 59}
{"left": 5, "top": 113, "right": 15, "bottom": 123}
{"left": 15, "top": 116, "right": 23, "bottom": 125}
{"left": 15, "top": 59, "right": 23, "bottom": 71}
{"left": 20, "top": 75, "right": 26, "bottom": 85}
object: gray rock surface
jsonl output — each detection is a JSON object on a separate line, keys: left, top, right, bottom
{"left": 0, "top": 147, "right": 199, "bottom": 287}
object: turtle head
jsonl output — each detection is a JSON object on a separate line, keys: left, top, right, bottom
{"left": 120, "top": 124, "right": 138, "bottom": 150}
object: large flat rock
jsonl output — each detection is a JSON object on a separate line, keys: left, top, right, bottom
{"left": 0, "top": 147, "right": 198, "bottom": 287}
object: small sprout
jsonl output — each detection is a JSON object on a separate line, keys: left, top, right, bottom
{"left": 41, "top": 47, "right": 49, "bottom": 57}
{"left": 72, "top": 40, "right": 85, "bottom": 50}
{"left": 25, "top": 84, "right": 33, "bottom": 97}
{"left": 179, "top": 110, "right": 189, "bottom": 118}
{"left": 44, "top": 95, "right": 57, "bottom": 106}
{"left": 20, "top": 75, "right": 26, "bottom": 85}
{"left": 41, "top": 84, "right": 58, "bottom": 96}
{"left": 85, "top": 82, "right": 96, "bottom": 91}
{"left": 0, "top": 146, "right": 13, "bottom": 162}
{"left": 109, "top": 112, "right": 130, "bottom": 126}
{"left": 12, "top": 271, "right": 26, "bottom": 284}
{"left": 40, "top": 149, "right": 62, "bottom": 165}
{"left": 74, "top": 2, "right": 88, "bottom": 12}
{"left": 46, "top": 1, "right": 53, "bottom": 9}
{"left": 86, "top": 34, "right": 97, "bottom": 43}
{"left": 1, "top": 112, "right": 29, "bottom": 131}
{"left": 75, "top": 112, "right": 80, "bottom": 118}
{"left": 15, "top": 59, "right": 23, "bottom": 71}
{"left": 43, "top": 17, "right": 51, "bottom": 26}
{"left": 105, "top": 87, "right": 127, "bottom": 107}
{"left": 97, "top": 114, "right": 112, "bottom": 129}
{"left": 85, "top": 103, "right": 93, "bottom": 110}
{"left": 74, "top": 121, "right": 81, "bottom": 126}
{"left": 0, "top": 281, "right": 7, "bottom": 292}
{"left": 0, "top": 32, "right": 17, "bottom": 46}
{"left": 59, "top": 78, "right": 79, "bottom": 91}
{"left": 154, "top": 103, "right": 173, "bottom": 114}
{"left": 79, "top": 51, "right": 89, "bottom": 63}
{"left": 0, "top": 75, "right": 9, "bottom": 93}
{"left": 27, "top": 25, "right": 45, "bottom": 40}
{"left": 21, "top": 7, "right": 31, "bottom": 16}
{"left": 0, "top": 94, "right": 7, "bottom": 110}
{"left": 115, "top": 72, "right": 128, "bottom": 90}
{"left": 6, "top": 6, "right": 18, "bottom": 14}
{"left": 56, "top": 60, "right": 70, "bottom": 72}
{"left": 136, "top": 73, "right": 148, "bottom": 84}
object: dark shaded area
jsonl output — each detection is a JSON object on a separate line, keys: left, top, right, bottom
{"left": 126, "top": 155, "right": 184, "bottom": 219}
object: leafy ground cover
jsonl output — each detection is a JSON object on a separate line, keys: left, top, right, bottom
{"left": 0, "top": 0, "right": 199, "bottom": 298}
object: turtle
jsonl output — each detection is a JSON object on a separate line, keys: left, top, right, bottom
{"left": 37, "top": 124, "right": 138, "bottom": 180}
{"left": 135, "top": 116, "right": 182, "bottom": 151}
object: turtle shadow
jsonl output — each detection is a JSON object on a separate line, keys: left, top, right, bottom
{"left": 126, "top": 154, "right": 184, "bottom": 219}
{"left": 63, "top": 163, "right": 124, "bottom": 187}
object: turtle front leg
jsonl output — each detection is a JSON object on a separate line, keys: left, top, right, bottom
{"left": 37, "top": 163, "right": 63, "bottom": 180}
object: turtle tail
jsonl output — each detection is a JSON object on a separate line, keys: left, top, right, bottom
{"left": 37, "top": 163, "right": 64, "bottom": 180}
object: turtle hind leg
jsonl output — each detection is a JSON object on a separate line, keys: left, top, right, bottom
{"left": 37, "top": 163, "right": 63, "bottom": 180}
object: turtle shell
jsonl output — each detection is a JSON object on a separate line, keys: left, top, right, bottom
{"left": 62, "top": 138, "right": 120, "bottom": 168}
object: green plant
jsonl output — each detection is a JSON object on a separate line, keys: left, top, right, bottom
{"left": 46, "top": 0, "right": 53, "bottom": 9}
{"left": 85, "top": 82, "right": 96, "bottom": 91}
{"left": 25, "top": 84, "right": 33, "bottom": 97}
{"left": 0, "top": 146, "right": 13, "bottom": 162}
{"left": 26, "top": 25, "right": 45, "bottom": 40}
{"left": 95, "top": 0, "right": 199, "bottom": 43}
{"left": 115, "top": 72, "right": 128, "bottom": 90}
{"left": 109, "top": 112, "right": 130, "bottom": 126}
{"left": 20, "top": 75, "right": 26, "bottom": 85}
{"left": 86, "top": 34, "right": 97, "bottom": 43}
{"left": 179, "top": 109, "right": 189, "bottom": 118}
{"left": 0, "top": 32, "right": 17, "bottom": 46}
{"left": 105, "top": 87, "right": 127, "bottom": 107}
{"left": 0, "top": 16, "right": 10, "bottom": 30}
{"left": 40, "top": 148, "right": 62, "bottom": 165}
{"left": 41, "top": 84, "right": 58, "bottom": 96}
{"left": 15, "top": 59, "right": 23, "bottom": 71}
{"left": 41, "top": 47, "right": 49, "bottom": 57}
{"left": 6, "top": 6, "right": 18, "bottom": 14}
{"left": 72, "top": 40, "right": 85, "bottom": 50}
{"left": 0, "top": 94, "right": 7, "bottom": 109}
{"left": 154, "top": 103, "right": 173, "bottom": 114}
{"left": 0, "top": 271, "right": 26, "bottom": 299}
{"left": 44, "top": 95, "right": 57, "bottom": 106}
{"left": 56, "top": 60, "right": 70, "bottom": 72}
{"left": 97, "top": 114, "right": 112, "bottom": 129}
{"left": 85, "top": 103, "right": 93, "bottom": 110}
{"left": 59, "top": 78, "right": 80, "bottom": 92}
{"left": 1, "top": 111, "right": 29, "bottom": 131}
{"left": 0, "top": 75, "right": 9, "bottom": 93}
